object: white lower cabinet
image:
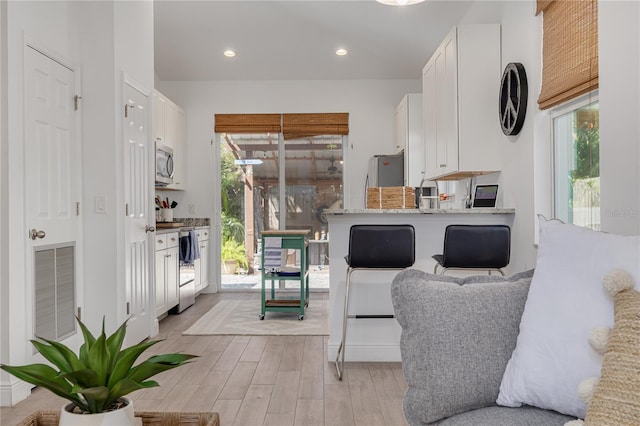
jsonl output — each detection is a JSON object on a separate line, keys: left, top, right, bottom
{"left": 155, "top": 232, "right": 179, "bottom": 317}
{"left": 194, "top": 227, "right": 209, "bottom": 293}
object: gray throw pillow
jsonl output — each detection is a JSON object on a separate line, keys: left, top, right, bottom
{"left": 391, "top": 269, "right": 533, "bottom": 425}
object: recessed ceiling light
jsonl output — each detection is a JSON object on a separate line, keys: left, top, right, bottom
{"left": 223, "top": 50, "right": 236, "bottom": 58}
{"left": 376, "top": 0, "right": 426, "bottom": 5}
{"left": 336, "top": 48, "right": 348, "bottom": 56}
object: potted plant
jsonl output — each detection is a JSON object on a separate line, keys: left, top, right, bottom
{"left": 1, "top": 317, "right": 196, "bottom": 426}
{"left": 221, "top": 238, "right": 248, "bottom": 274}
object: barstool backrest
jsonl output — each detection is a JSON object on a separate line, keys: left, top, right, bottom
{"left": 442, "top": 224, "right": 510, "bottom": 268}
{"left": 346, "top": 224, "right": 415, "bottom": 268}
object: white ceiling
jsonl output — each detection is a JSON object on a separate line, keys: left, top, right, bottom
{"left": 154, "top": 0, "right": 475, "bottom": 81}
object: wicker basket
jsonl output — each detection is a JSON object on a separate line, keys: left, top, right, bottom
{"left": 366, "top": 186, "right": 415, "bottom": 209}
{"left": 16, "top": 410, "right": 220, "bottom": 426}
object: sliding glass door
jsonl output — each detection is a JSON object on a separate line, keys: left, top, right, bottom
{"left": 219, "top": 132, "right": 344, "bottom": 291}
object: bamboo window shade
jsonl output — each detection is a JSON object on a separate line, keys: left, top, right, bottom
{"left": 282, "top": 113, "right": 349, "bottom": 140}
{"left": 536, "top": 0, "right": 598, "bottom": 110}
{"left": 214, "top": 114, "right": 282, "bottom": 134}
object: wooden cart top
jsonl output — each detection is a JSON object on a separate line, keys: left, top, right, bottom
{"left": 261, "top": 230, "right": 311, "bottom": 236}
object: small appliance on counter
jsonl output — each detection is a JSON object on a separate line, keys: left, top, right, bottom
{"left": 472, "top": 184, "right": 499, "bottom": 208}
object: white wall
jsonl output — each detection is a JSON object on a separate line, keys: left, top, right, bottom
{"left": 157, "top": 79, "right": 420, "bottom": 289}
{"left": 156, "top": 1, "right": 640, "bottom": 291}
{"left": 3, "top": 0, "right": 82, "bottom": 405}
{"left": 459, "top": 0, "right": 640, "bottom": 270}
{"left": 76, "top": 0, "right": 155, "bottom": 334}
{"left": 113, "top": 0, "right": 155, "bottom": 333}
{"left": 1, "top": 0, "right": 154, "bottom": 405}
{"left": 441, "top": 1, "right": 544, "bottom": 272}
{"left": 0, "top": 0, "right": 10, "bottom": 406}
{"left": 599, "top": 0, "right": 640, "bottom": 235}
{"left": 158, "top": 79, "right": 420, "bottom": 210}
{"left": 75, "top": 1, "right": 119, "bottom": 334}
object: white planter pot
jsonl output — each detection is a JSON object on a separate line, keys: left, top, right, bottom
{"left": 59, "top": 397, "right": 135, "bottom": 426}
{"left": 222, "top": 259, "right": 238, "bottom": 275}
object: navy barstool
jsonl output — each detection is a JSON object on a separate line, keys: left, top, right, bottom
{"left": 432, "top": 224, "right": 511, "bottom": 276}
{"left": 335, "top": 224, "right": 415, "bottom": 380}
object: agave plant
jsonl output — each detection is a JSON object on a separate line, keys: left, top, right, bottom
{"left": 1, "top": 317, "right": 197, "bottom": 414}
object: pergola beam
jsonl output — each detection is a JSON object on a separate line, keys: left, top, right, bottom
{"left": 233, "top": 143, "right": 342, "bottom": 152}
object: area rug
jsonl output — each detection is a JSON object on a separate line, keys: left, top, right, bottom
{"left": 183, "top": 299, "right": 329, "bottom": 336}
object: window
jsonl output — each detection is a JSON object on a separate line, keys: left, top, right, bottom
{"left": 552, "top": 93, "right": 600, "bottom": 229}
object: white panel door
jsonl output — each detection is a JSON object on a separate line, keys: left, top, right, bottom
{"left": 24, "top": 46, "right": 81, "bottom": 361}
{"left": 123, "top": 81, "right": 153, "bottom": 345}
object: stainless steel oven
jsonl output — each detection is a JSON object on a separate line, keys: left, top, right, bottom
{"left": 173, "top": 228, "right": 197, "bottom": 313}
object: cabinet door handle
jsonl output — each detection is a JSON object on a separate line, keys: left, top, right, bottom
{"left": 166, "top": 254, "right": 172, "bottom": 258}
{"left": 158, "top": 239, "right": 164, "bottom": 244}
{"left": 439, "top": 164, "right": 447, "bottom": 168}
{"left": 170, "top": 237, "right": 176, "bottom": 242}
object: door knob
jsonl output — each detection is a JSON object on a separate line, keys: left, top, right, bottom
{"left": 145, "top": 225, "right": 156, "bottom": 233}
{"left": 29, "top": 229, "right": 46, "bottom": 240}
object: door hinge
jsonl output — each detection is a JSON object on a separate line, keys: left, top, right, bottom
{"left": 74, "top": 95, "right": 82, "bottom": 111}
{"left": 76, "top": 202, "right": 80, "bottom": 216}
{"left": 125, "top": 203, "right": 129, "bottom": 216}
{"left": 77, "top": 306, "right": 82, "bottom": 321}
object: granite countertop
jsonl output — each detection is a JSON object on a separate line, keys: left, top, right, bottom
{"left": 155, "top": 218, "right": 210, "bottom": 234}
{"left": 173, "top": 217, "right": 210, "bottom": 227}
{"left": 325, "top": 208, "right": 515, "bottom": 215}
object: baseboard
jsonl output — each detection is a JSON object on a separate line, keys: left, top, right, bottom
{"left": 0, "top": 379, "right": 32, "bottom": 407}
{"left": 151, "top": 318, "right": 160, "bottom": 338}
{"left": 327, "top": 343, "right": 401, "bottom": 362}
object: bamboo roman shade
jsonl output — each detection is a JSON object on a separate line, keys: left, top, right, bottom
{"left": 214, "top": 113, "right": 350, "bottom": 139}
{"left": 214, "top": 114, "right": 282, "bottom": 134}
{"left": 536, "top": 0, "right": 598, "bottom": 110}
{"left": 282, "top": 113, "right": 349, "bottom": 140}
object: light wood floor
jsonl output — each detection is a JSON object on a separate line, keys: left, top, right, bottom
{"left": 0, "top": 292, "right": 409, "bottom": 426}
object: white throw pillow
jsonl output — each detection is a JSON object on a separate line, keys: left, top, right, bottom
{"left": 497, "top": 217, "right": 640, "bottom": 418}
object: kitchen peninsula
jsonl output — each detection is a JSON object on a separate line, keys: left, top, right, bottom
{"left": 325, "top": 208, "right": 515, "bottom": 363}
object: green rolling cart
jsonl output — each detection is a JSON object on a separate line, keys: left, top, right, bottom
{"left": 260, "top": 230, "right": 310, "bottom": 320}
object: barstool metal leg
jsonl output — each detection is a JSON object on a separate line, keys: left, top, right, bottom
{"left": 335, "top": 267, "right": 354, "bottom": 380}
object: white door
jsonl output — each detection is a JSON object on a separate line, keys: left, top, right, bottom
{"left": 123, "top": 80, "right": 153, "bottom": 345}
{"left": 24, "top": 46, "right": 81, "bottom": 361}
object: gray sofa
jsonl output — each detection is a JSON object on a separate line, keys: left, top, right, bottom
{"left": 391, "top": 269, "right": 575, "bottom": 426}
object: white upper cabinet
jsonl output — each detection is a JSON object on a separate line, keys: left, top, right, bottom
{"left": 154, "top": 92, "right": 169, "bottom": 148}
{"left": 423, "top": 25, "right": 502, "bottom": 180}
{"left": 394, "top": 94, "right": 424, "bottom": 187}
{"left": 154, "top": 90, "right": 187, "bottom": 190}
{"left": 169, "top": 105, "right": 186, "bottom": 190}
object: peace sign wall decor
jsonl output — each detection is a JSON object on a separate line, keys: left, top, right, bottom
{"left": 499, "top": 62, "right": 528, "bottom": 136}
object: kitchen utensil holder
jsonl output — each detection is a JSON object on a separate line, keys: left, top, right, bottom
{"left": 160, "top": 208, "right": 173, "bottom": 222}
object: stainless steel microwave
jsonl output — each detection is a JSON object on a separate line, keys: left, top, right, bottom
{"left": 155, "top": 142, "right": 174, "bottom": 186}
